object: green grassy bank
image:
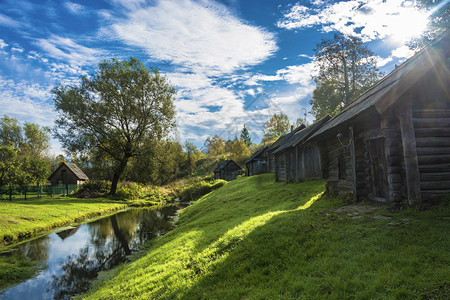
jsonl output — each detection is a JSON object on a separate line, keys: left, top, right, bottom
{"left": 86, "top": 174, "right": 450, "bottom": 299}
{"left": 0, "top": 196, "right": 129, "bottom": 247}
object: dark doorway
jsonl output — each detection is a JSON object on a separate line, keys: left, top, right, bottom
{"left": 368, "top": 138, "right": 389, "bottom": 200}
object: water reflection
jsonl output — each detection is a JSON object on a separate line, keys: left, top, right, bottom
{"left": 0, "top": 206, "right": 179, "bottom": 300}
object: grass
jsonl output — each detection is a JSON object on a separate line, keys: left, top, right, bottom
{"left": 86, "top": 174, "right": 450, "bottom": 299}
{"left": 0, "top": 196, "right": 129, "bottom": 247}
{"left": 0, "top": 255, "right": 43, "bottom": 290}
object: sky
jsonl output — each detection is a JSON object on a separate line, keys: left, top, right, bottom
{"left": 0, "top": 0, "right": 440, "bottom": 154}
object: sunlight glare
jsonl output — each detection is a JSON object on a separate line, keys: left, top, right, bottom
{"left": 388, "top": 6, "right": 430, "bottom": 44}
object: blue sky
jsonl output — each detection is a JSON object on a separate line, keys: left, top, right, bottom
{"left": 0, "top": 0, "right": 438, "bottom": 153}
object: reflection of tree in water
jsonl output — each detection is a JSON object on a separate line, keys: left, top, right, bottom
{"left": 16, "top": 235, "right": 51, "bottom": 262}
{"left": 49, "top": 207, "right": 178, "bottom": 299}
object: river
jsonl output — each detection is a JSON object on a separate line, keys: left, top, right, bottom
{"left": 0, "top": 205, "right": 181, "bottom": 299}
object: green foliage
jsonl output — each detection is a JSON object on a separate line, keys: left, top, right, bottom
{"left": 230, "top": 138, "right": 251, "bottom": 166}
{"left": 52, "top": 57, "right": 176, "bottom": 195}
{"left": 310, "top": 34, "right": 382, "bottom": 119}
{"left": 0, "top": 116, "right": 51, "bottom": 186}
{"left": 75, "top": 180, "right": 112, "bottom": 198}
{"left": 115, "top": 182, "right": 144, "bottom": 201}
{"left": 204, "top": 135, "right": 225, "bottom": 155}
{"left": 178, "top": 179, "right": 226, "bottom": 202}
{"left": 0, "top": 255, "right": 42, "bottom": 290}
{"left": 88, "top": 175, "right": 450, "bottom": 299}
{"left": 240, "top": 125, "right": 252, "bottom": 147}
{"left": 262, "top": 113, "right": 290, "bottom": 142}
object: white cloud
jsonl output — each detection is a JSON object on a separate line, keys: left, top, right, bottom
{"left": 110, "top": 0, "right": 277, "bottom": 75}
{"left": 0, "top": 39, "right": 8, "bottom": 48}
{"left": 0, "top": 13, "right": 22, "bottom": 28}
{"left": 0, "top": 77, "right": 55, "bottom": 127}
{"left": 278, "top": 0, "right": 430, "bottom": 43}
{"left": 64, "top": 2, "right": 87, "bottom": 15}
{"left": 391, "top": 45, "right": 416, "bottom": 58}
{"left": 11, "top": 47, "right": 24, "bottom": 53}
{"left": 247, "top": 61, "right": 317, "bottom": 85}
{"left": 35, "top": 35, "right": 100, "bottom": 66}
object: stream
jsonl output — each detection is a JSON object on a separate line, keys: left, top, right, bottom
{"left": 0, "top": 205, "right": 182, "bottom": 299}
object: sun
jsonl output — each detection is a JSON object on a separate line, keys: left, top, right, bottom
{"left": 381, "top": 2, "right": 430, "bottom": 45}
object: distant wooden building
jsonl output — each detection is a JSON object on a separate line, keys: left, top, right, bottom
{"left": 245, "top": 146, "right": 269, "bottom": 176}
{"left": 266, "top": 124, "right": 306, "bottom": 173}
{"left": 273, "top": 115, "right": 331, "bottom": 182}
{"left": 48, "top": 162, "right": 89, "bottom": 185}
{"left": 308, "top": 32, "right": 449, "bottom": 205}
{"left": 214, "top": 160, "right": 244, "bottom": 181}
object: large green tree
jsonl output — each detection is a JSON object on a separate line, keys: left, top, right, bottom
{"left": 262, "top": 113, "right": 290, "bottom": 142}
{"left": 52, "top": 57, "right": 176, "bottom": 195}
{"left": 310, "top": 34, "right": 382, "bottom": 119}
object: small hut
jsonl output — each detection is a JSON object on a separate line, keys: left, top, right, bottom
{"left": 273, "top": 115, "right": 331, "bottom": 182}
{"left": 245, "top": 146, "right": 269, "bottom": 176}
{"left": 307, "top": 31, "right": 449, "bottom": 205}
{"left": 214, "top": 160, "right": 244, "bottom": 181}
{"left": 266, "top": 124, "right": 306, "bottom": 173}
{"left": 48, "top": 162, "right": 89, "bottom": 186}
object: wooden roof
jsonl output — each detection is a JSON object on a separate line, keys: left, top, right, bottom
{"left": 272, "top": 115, "right": 331, "bottom": 155}
{"left": 245, "top": 146, "right": 268, "bottom": 164}
{"left": 267, "top": 124, "right": 306, "bottom": 153}
{"left": 214, "top": 160, "right": 242, "bottom": 172}
{"left": 48, "top": 162, "right": 89, "bottom": 180}
{"left": 308, "top": 30, "right": 449, "bottom": 141}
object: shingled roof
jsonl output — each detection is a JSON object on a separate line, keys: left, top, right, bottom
{"left": 213, "top": 160, "right": 242, "bottom": 172}
{"left": 272, "top": 115, "right": 331, "bottom": 155}
{"left": 245, "top": 146, "right": 268, "bottom": 164}
{"left": 308, "top": 30, "right": 449, "bottom": 141}
{"left": 267, "top": 124, "right": 306, "bottom": 153}
{"left": 49, "top": 162, "right": 89, "bottom": 181}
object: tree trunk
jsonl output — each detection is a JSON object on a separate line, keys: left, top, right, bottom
{"left": 110, "top": 156, "right": 129, "bottom": 195}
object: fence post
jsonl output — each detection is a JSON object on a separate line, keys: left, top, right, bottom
{"left": 9, "top": 186, "right": 12, "bottom": 201}
{"left": 66, "top": 184, "right": 69, "bottom": 196}
{"left": 24, "top": 185, "right": 27, "bottom": 201}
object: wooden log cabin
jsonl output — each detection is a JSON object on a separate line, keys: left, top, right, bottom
{"left": 273, "top": 115, "right": 331, "bottom": 182}
{"left": 214, "top": 160, "right": 244, "bottom": 181}
{"left": 266, "top": 124, "right": 306, "bottom": 173}
{"left": 307, "top": 31, "right": 449, "bottom": 205}
{"left": 48, "top": 162, "right": 89, "bottom": 186}
{"left": 245, "top": 146, "right": 269, "bottom": 176}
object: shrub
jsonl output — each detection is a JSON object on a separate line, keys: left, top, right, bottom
{"left": 179, "top": 179, "right": 226, "bottom": 202}
{"left": 115, "top": 182, "right": 144, "bottom": 200}
{"left": 74, "top": 180, "right": 111, "bottom": 198}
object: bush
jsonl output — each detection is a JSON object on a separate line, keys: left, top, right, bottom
{"left": 74, "top": 180, "right": 111, "bottom": 198}
{"left": 115, "top": 182, "right": 144, "bottom": 200}
{"left": 179, "top": 179, "right": 226, "bottom": 202}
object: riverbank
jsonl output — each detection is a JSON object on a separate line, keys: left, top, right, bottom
{"left": 86, "top": 174, "right": 449, "bottom": 299}
{"left": 0, "top": 197, "right": 132, "bottom": 248}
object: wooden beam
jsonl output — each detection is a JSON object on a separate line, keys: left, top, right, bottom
{"left": 349, "top": 126, "right": 358, "bottom": 202}
{"left": 399, "top": 102, "right": 422, "bottom": 205}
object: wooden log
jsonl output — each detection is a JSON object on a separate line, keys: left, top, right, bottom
{"left": 399, "top": 102, "right": 421, "bottom": 205}
{"left": 416, "top": 147, "right": 450, "bottom": 156}
{"left": 415, "top": 137, "right": 450, "bottom": 147}
{"left": 414, "top": 128, "right": 450, "bottom": 138}
{"left": 421, "top": 181, "right": 450, "bottom": 190}
{"left": 338, "top": 181, "right": 354, "bottom": 190}
{"left": 420, "top": 172, "right": 450, "bottom": 181}
{"left": 419, "top": 163, "right": 450, "bottom": 173}
{"left": 413, "top": 118, "right": 450, "bottom": 128}
{"left": 384, "top": 128, "right": 400, "bottom": 138}
{"left": 412, "top": 109, "right": 450, "bottom": 118}
{"left": 388, "top": 174, "right": 402, "bottom": 183}
{"left": 417, "top": 155, "right": 450, "bottom": 165}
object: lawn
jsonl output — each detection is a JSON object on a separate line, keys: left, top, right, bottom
{"left": 0, "top": 196, "right": 128, "bottom": 247}
{"left": 87, "top": 174, "right": 449, "bottom": 299}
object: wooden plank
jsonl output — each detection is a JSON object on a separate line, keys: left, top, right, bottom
{"left": 420, "top": 172, "right": 450, "bottom": 181}
{"left": 415, "top": 137, "right": 450, "bottom": 147}
{"left": 414, "top": 128, "right": 450, "bottom": 138}
{"left": 417, "top": 154, "right": 450, "bottom": 165}
{"left": 421, "top": 181, "right": 450, "bottom": 190}
{"left": 416, "top": 147, "right": 450, "bottom": 156}
{"left": 399, "top": 102, "right": 422, "bottom": 205}
{"left": 412, "top": 109, "right": 450, "bottom": 118}
{"left": 419, "top": 163, "right": 450, "bottom": 173}
{"left": 413, "top": 118, "right": 450, "bottom": 128}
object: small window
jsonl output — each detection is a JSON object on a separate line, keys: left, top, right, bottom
{"left": 61, "top": 170, "right": 67, "bottom": 177}
{"left": 338, "top": 154, "right": 346, "bottom": 179}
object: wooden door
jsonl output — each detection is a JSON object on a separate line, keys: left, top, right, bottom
{"left": 368, "top": 138, "right": 388, "bottom": 200}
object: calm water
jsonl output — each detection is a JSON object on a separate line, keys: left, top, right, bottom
{"left": 0, "top": 206, "right": 180, "bottom": 300}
